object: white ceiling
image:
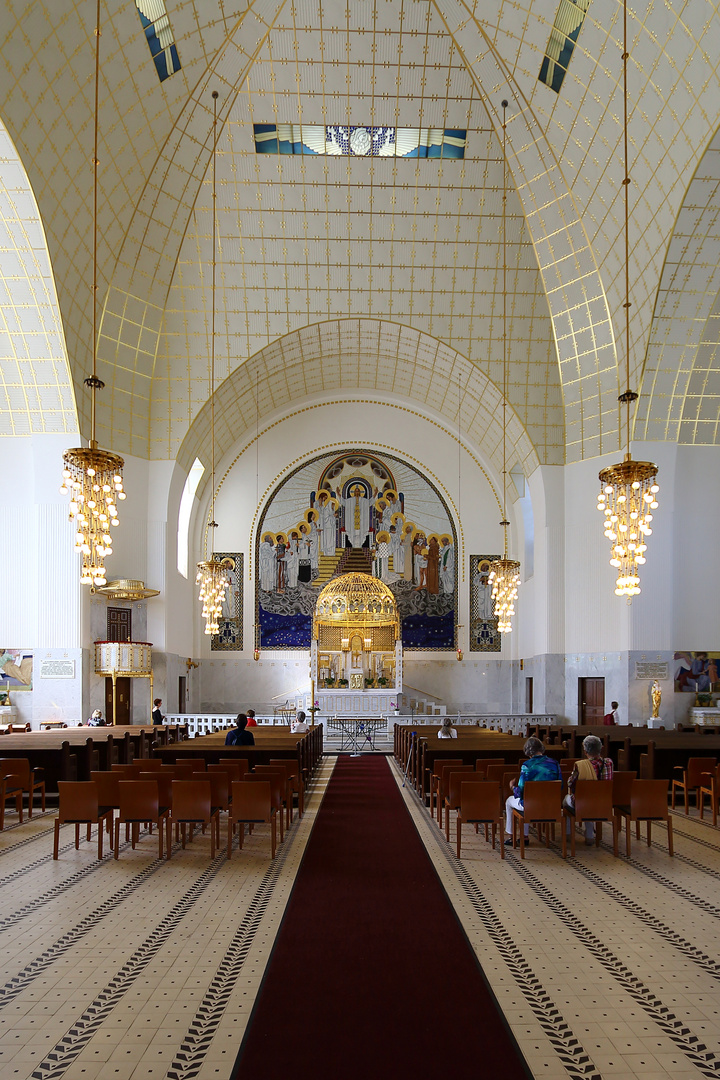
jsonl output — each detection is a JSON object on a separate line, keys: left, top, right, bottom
{"left": 0, "top": 0, "right": 718, "bottom": 475}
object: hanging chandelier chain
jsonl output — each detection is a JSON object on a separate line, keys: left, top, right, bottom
{"left": 90, "top": 0, "right": 101, "bottom": 448}
{"left": 501, "top": 99, "right": 508, "bottom": 558}
{"left": 596, "top": 0, "right": 659, "bottom": 600}
{"left": 209, "top": 90, "right": 219, "bottom": 550}
{"left": 621, "top": 0, "right": 635, "bottom": 452}
{"left": 196, "top": 89, "right": 230, "bottom": 635}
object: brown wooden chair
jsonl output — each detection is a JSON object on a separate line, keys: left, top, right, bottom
{"left": 564, "top": 779, "right": 618, "bottom": 856}
{"left": 245, "top": 773, "right": 285, "bottom": 842}
{"left": 429, "top": 759, "right": 462, "bottom": 821}
{"left": 54, "top": 781, "right": 113, "bottom": 860}
{"left": 474, "top": 758, "right": 505, "bottom": 776}
{"left": 444, "top": 771, "right": 485, "bottom": 843}
{"left": 671, "top": 757, "right": 717, "bottom": 814}
{"left": 456, "top": 781, "right": 504, "bottom": 859}
{"left": 436, "top": 764, "right": 474, "bottom": 829}
{"left": 170, "top": 780, "right": 220, "bottom": 857}
{"left": 486, "top": 763, "right": 512, "bottom": 784}
{"left": 699, "top": 764, "right": 720, "bottom": 826}
{"left": 619, "top": 779, "right": 673, "bottom": 856}
{"left": 253, "top": 765, "right": 292, "bottom": 828}
{"left": 611, "top": 770, "right": 637, "bottom": 822}
{"left": 219, "top": 758, "right": 250, "bottom": 781}
{"left": 133, "top": 757, "right": 162, "bottom": 771}
{"left": 0, "top": 770, "right": 23, "bottom": 829}
{"left": 270, "top": 758, "right": 304, "bottom": 818}
{"left": 0, "top": 758, "right": 44, "bottom": 816}
{"left": 227, "top": 780, "right": 277, "bottom": 859}
{"left": 511, "top": 781, "right": 566, "bottom": 859}
{"left": 90, "top": 771, "right": 121, "bottom": 838}
{"left": 115, "top": 780, "right": 170, "bottom": 860}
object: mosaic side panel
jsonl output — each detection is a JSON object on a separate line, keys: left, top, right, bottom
{"left": 469, "top": 555, "right": 501, "bottom": 652}
{"left": 211, "top": 553, "right": 243, "bottom": 651}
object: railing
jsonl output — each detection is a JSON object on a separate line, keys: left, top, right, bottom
{"left": 165, "top": 713, "right": 288, "bottom": 739}
{"left": 392, "top": 714, "right": 556, "bottom": 737}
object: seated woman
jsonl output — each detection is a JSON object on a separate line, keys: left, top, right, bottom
{"left": 504, "top": 736, "right": 561, "bottom": 845}
{"left": 437, "top": 717, "right": 457, "bottom": 739}
{"left": 563, "top": 734, "right": 613, "bottom": 844}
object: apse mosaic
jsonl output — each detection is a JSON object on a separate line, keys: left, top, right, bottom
{"left": 256, "top": 452, "right": 456, "bottom": 650}
{"left": 469, "top": 555, "right": 501, "bottom": 653}
{"left": 210, "top": 554, "right": 243, "bottom": 652}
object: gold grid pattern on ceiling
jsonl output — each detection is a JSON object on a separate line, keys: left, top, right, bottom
{"left": 0, "top": 1, "right": 718, "bottom": 454}
{"left": 155, "top": 0, "right": 563, "bottom": 465}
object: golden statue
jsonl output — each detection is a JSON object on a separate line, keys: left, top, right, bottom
{"left": 651, "top": 680, "right": 662, "bottom": 718}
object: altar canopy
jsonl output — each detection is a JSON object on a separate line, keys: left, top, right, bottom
{"left": 313, "top": 572, "right": 400, "bottom": 690}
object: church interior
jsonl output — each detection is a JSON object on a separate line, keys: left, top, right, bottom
{"left": 0, "top": 1, "right": 719, "bottom": 1077}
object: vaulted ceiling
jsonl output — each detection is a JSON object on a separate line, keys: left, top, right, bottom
{"left": 0, "top": 0, "right": 718, "bottom": 477}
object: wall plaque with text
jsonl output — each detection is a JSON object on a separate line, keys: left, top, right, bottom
{"left": 39, "top": 659, "right": 75, "bottom": 679}
{"left": 635, "top": 661, "right": 668, "bottom": 680}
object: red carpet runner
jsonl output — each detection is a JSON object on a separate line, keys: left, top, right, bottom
{"left": 232, "top": 754, "right": 530, "bottom": 1079}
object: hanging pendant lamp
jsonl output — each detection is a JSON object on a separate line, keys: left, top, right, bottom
{"left": 196, "top": 90, "right": 230, "bottom": 634}
{"left": 488, "top": 100, "right": 521, "bottom": 634}
{"left": 597, "top": 0, "right": 659, "bottom": 597}
{"left": 60, "top": 0, "right": 125, "bottom": 587}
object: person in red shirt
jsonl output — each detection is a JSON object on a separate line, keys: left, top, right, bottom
{"left": 246, "top": 709, "right": 258, "bottom": 728}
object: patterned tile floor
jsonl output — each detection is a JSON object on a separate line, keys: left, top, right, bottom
{"left": 0, "top": 757, "right": 335, "bottom": 1080}
{"left": 2, "top": 755, "right": 720, "bottom": 1080}
{"left": 390, "top": 758, "right": 720, "bottom": 1080}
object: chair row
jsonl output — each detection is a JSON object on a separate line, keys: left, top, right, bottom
{"left": 53, "top": 761, "right": 302, "bottom": 861}
{"left": 431, "top": 766, "right": 673, "bottom": 860}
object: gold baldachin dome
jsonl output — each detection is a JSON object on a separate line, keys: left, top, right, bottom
{"left": 314, "top": 572, "right": 397, "bottom": 627}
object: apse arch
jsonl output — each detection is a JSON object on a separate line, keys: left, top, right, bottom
{"left": 176, "top": 320, "right": 541, "bottom": 497}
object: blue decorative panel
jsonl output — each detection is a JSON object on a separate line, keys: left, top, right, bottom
{"left": 253, "top": 124, "right": 466, "bottom": 159}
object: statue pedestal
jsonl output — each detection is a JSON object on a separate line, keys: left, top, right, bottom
{"left": 647, "top": 716, "right": 664, "bottom": 729}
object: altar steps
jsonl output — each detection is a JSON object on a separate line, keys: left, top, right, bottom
{"left": 312, "top": 546, "right": 372, "bottom": 586}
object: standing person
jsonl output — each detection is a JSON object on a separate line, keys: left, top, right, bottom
{"left": 563, "top": 735, "right": 614, "bottom": 844}
{"left": 246, "top": 709, "right": 258, "bottom": 728}
{"left": 152, "top": 699, "right": 165, "bottom": 726}
{"left": 426, "top": 536, "right": 440, "bottom": 594}
{"left": 225, "top": 714, "right": 255, "bottom": 746}
{"left": 285, "top": 532, "right": 300, "bottom": 589}
{"left": 504, "top": 737, "right": 561, "bottom": 846}
{"left": 291, "top": 710, "right": 309, "bottom": 734}
{"left": 259, "top": 534, "right": 276, "bottom": 592}
{"left": 402, "top": 523, "right": 415, "bottom": 582}
{"left": 440, "top": 537, "right": 455, "bottom": 594}
{"left": 603, "top": 701, "right": 619, "bottom": 725}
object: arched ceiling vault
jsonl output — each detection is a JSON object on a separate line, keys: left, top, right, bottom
{"left": 177, "top": 321, "right": 539, "bottom": 497}
{"left": 0, "top": 2, "right": 719, "bottom": 461}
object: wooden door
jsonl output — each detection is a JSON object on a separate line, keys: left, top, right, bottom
{"left": 525, "top": 677, "right": 534, "bottom": 714}
{"left": 178, "top": 676, "right": 186, "bottom": 714}
{"left": 579, "top": 677, "right": 604, "bottom": 724}
{"left": 105, "top": 677, "right": 131, "bottom": 725}
{"left": 107, "top": 607, "right": 131, "bottom": 642}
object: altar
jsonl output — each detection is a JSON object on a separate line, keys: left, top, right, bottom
{"left": 310, "top": 571, "right": 402, "bottom": 719}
